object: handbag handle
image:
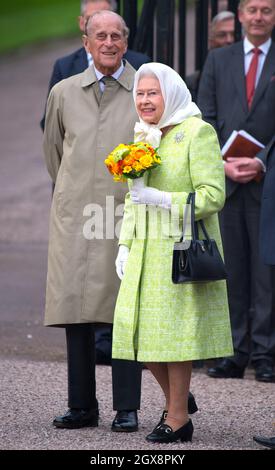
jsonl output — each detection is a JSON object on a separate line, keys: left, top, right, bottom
{"left": 181, "top": 192, "right": 211, "bottom": 243}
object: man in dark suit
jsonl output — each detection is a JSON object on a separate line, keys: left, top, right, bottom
{"left": 185, "top": 10, "right": 235, "bottom": 103}
{"left": 258, "top": 137, "right": 275, "bottom": 266}
{"left": 254, "top": 138, "right": 275, "bottom": 446}
{"left": 198, "top": 0, "right": 275, "bottom": 382}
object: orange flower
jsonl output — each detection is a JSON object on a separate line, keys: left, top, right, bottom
{"left": 134, "top": 149, "right": 147, "bottom": 158}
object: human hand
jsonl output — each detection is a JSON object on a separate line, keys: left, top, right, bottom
{"left": 225, "top": 157, "right": 262, "bottom": 183}
{"left": 130, "top": 185, "right": 171, "bottom": 208}
{"left": 115, "top": 245, "right": 129, "bottom": 280}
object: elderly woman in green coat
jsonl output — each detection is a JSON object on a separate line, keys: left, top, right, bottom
{"left": 112, "top": 63, "right": 233, "bottom": 444}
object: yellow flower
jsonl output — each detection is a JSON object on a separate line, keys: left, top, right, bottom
{"left": 139, "top": 155, "right": 153, "bottom": 168}
{"left": 114, "top": 174, "right": 124, "bottom": 182}
{"left": 123, "top": 166, "right": 132, "bottom": 174}
{"left": 132, "top": 162, "right": 143, "bottom": 172}
{"left": 104, "top": 157, "right": 113, "bottom": 165}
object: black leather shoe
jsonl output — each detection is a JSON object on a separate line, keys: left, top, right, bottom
{"left": 207, "top": 358, "right": 245, "bottom": 379}
{"left": 53, "top": 408, "right": 99, "bottom": 429}
{"left": 111, "top": 410, "right": 138, "bottom": 432}
{"left": 146, "top": 419, "right": 193, "bottom": 443}
{"left": 254, "top": 361, "right": 275, "bottom": 383}
{"left": 253, "top": 435, "right": 275, "bottom": 449}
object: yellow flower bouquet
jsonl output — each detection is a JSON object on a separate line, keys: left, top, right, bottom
{"left": 104, "top": 142, "right": 161, "bottom": 182}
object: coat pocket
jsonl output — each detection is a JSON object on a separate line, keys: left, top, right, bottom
{"left": 54, "top": 164, "right": 74, "bottom": 222}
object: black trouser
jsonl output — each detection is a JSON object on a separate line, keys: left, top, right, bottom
{"left": 112, "top": 358, "right": 142, "bottom": 410}
{"left": 219, "top": 187, "right": 275, "bottom": 367}
{"left": 66, "top": 324, "right": 142, "bottom": 410}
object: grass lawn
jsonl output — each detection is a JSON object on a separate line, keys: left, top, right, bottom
{"left": 0, "top": 0, "right": 80, "bottom": 54}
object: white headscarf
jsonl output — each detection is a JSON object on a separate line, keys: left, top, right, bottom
{"left": 133, "top": 62, "right": 201, "bottom": 147}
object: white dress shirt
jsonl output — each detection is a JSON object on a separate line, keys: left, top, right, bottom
{"left": 243, "top": 36, "right": 271, "bottom": 86}
{"left": 93, "top": 62, "right": 124, "bottom": 92}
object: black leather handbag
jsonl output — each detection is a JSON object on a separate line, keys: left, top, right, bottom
{"left": 172, "top": 192, "right": 227, "bottom": 284}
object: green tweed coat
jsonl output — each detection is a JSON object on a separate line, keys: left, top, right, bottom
{"left": 112, "top": 117, "right": 233, "bottom": 362}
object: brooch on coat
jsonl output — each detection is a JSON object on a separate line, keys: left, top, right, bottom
{"left": 174, "top": 131, "right": 184, "bottom": 143}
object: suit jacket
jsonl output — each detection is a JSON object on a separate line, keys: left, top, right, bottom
{"left": 258, "top": 136, "right": 275, "bottom": 265}
{"left": 198, "top": 41, "right": 275, "bottom": 199}
{"left": 40, "top": 47, "right": 150, "bottom": 130}
{"left": 185, "top": 70, "right": 201, "bottom": 103}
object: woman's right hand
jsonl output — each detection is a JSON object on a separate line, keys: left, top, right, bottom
{"left": 115, "top": 245, "right": 130, "bottom": 280}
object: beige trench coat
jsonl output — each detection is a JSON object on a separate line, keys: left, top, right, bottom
{"left": 43, "top": 62, "right": 138, "bottom": 326}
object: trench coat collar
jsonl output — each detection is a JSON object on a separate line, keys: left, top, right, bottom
{"left": 81, "top": 60, "right": 135, "bottom": 91}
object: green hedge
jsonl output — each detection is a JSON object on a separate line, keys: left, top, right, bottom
{"left": 0, "top": 0, "right": 195, "bottom": 54}
{"left": 0, "top": 0, "right": 80, "bottom": 53}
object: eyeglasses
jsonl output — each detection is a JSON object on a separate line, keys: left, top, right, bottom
{"left": 94, "top": 32, "right": 124, "bottom": 42}
{"left": 214, "top": 31, "right": 235, "bottom": 39}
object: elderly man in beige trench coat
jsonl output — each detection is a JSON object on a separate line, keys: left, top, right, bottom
{"left": 43, "top": 10, "right": 143, "bottom": 431}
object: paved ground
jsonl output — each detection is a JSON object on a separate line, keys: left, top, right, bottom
{"left": 0, "top": 358, "right": 274, "bottom": 451}
{"left": 0, "top": 37, "right": 274, "bottom": 452}
{"left": 0, "top": 38, "right": 82, "bottom": 362}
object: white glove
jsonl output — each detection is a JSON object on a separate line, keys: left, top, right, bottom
{"left": 130, "top": 185, "right": 171, "bottom": 209}
{"left": 115, "top": 245, "right": 130, "bottom": 280}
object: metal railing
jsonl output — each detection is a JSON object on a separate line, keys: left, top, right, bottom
{"left": 116, "top": 0, "right": 256, "bottom": 78}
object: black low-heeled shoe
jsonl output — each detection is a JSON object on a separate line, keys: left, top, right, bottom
{"left": 153, "top": 392, "right": 198, "bottom": 432}
{"left": 188, "top": 392, "right": 198, "bottom": 414}
{"left": 146, "top": 419, "right": 193, "bottom": 443}
{"left": 153, "top": 410, "right": 168, "bottom": 431}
